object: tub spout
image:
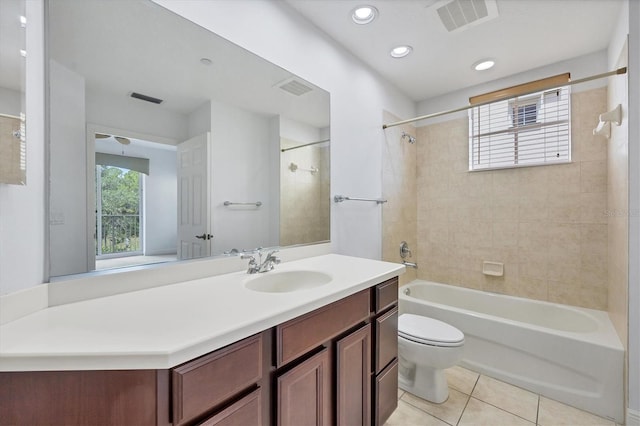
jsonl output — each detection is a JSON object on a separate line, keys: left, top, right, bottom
{"left": 403, "top": 260, "right": 418, "bottom": 269}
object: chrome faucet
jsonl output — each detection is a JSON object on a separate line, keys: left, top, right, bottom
{"left": 241, "top": 249, "right": 281, "bottom": 274}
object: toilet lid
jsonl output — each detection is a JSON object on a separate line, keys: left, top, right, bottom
{"left": 398, "top": 313, "right": 464, "bottom": 347}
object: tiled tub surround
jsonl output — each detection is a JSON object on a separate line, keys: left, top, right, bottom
{"left": 416, "top": 87, "right": 610, "bottom": 310}
{"left": 382, "top": 110, "right": 418, "bottom": 286}
{"left": 0, "top": 254, "right": 404, "bottom": 371}
{"left": 280, "top": 139, "right": 330, "bottom": 246}
{"left": 399, "top": 280, "right": 624, "bottom": 423}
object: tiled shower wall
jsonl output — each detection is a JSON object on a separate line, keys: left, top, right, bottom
{"left": 280, "top": 142, "right": 330, "bottom": 246}
{"left": 607, "top": 45, "right": 628, "bottom": 350}
{"left": 382, "top": 111, "right": 417, "bottom": 286}
{"left": 415, "top": 87, "right": 609, "bottom": 310}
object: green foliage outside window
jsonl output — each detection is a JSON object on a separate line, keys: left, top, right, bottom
{"left": 97, "top": 166, "right": 141, "bottom": 255}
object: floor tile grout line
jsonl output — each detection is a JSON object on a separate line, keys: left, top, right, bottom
{"left": 467, "top": 395, "right": 537, "bottom": 425}
{"left": 456, "top": 393, "right": 472, "bottom": 426}
{"left": 456, "top": 373, "right": 481, "bottom": 426}
{"left": 536, "top": 394, "right": 541, "bottom": 425}
{"left": 400, "top": 394, "right": 458, "bottom": 426}
{"left": 470, "top": 374, "right": 539, "bottom": 425}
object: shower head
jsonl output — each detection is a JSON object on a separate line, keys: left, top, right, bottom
{"left": 401, "top": 131, "right": 416, "bottom": 144}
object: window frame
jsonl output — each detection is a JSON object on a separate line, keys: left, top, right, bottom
{"left": 468, "top": 85, "right": 572, "bottom": 172}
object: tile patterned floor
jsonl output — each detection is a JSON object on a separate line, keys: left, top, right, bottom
{"left": 385, "top": 366, "right": 619, "bottom": 426}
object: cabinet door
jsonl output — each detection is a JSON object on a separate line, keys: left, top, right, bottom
{"left": 197, "top": 389, "right": 261, "bottom": 426}
{"left": 277, "top": 348, "right": 331, "bottom": 426}
{"left": 336, "top": 324, "right": 371, "bottom": 426}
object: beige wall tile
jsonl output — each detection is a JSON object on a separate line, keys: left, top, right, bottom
{"left": 581, "top": 160, "right": 607, "bottom": 193}
{"left": 605, "top": 63, "right": 628, "bottom": 349}
{"left": 580, "top": 192, "right": 608, "bottom": 224}
{"left": 408, "top": 88, "right": 610, "bottom": 310}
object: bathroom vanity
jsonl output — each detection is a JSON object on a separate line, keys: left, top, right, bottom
{"left": 0, "top": 254, "right": 402, "bottom": 425}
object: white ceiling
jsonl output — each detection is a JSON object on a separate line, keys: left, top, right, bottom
{"left": 47, "top": 0, "right": 330, "bottom": 129}
{"left": 285, "top": 0, "right": 624, "bottom": 102}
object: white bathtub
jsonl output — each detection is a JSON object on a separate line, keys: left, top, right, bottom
{"left": 399, "top": 280, "right": 624, "bottom": 423}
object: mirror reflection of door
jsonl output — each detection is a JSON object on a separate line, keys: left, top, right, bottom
{"left": 177, "top": 133, "right": 211, "bottom": 260}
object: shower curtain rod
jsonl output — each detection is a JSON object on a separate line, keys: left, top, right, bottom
{"left": 280, "top": 139, "right": 330, "bottom": 152}
{"left": 382, "top": 67, "right": 627, "bottom": 130}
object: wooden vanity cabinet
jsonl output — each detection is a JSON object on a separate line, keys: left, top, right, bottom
{"left": 0, "top": 276, "right": 400, "bottom": 426}
{"left": 277, "top": 348, "right": 332, "bottom": 426}
{"left": 274, "top": 277, "right": 399, "bottom": 426}
{"left": 171, "top": 333, "right": 266, "bottom": 426}
{"left": 336, "top": 323, "right": 372, "bottom": 426}
{"left": 372, "top": 277, "right": 399, "bottom": 426}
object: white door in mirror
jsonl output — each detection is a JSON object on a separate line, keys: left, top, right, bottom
{"left": 177, "top": 132, "right": 211, "bottom": 260}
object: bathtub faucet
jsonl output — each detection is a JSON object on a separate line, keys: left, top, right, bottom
{"left": 403, "top": 260, "right": 418, "bottom": 269}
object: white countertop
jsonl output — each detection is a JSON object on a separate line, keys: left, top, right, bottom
{"left": 0, "top": 254, "right": 404, "bottom": 371}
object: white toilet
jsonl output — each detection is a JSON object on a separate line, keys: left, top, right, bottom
{"left": 398, "top": 313, "right": 465, "bottom": 404}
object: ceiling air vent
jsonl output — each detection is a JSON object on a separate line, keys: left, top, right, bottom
{"left": 275, "top": 78, "right": 313, "bottom": 96}
{"left": 129, "top": 91, "right": 164, "bottom": 104}
{"left": 436, "top": 0, "right": 498, "bottom": 32}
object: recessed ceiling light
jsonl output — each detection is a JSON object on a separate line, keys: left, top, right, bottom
{"left": 390, "top": 45, "right": 413, "bottom": 58}
{"left": 351, "top": 5, "right": 378, "bottom": 25}
{"left": 473, "top": 59, "right": 495, "bottom": 71}
{"left": 19, "top": 49, "right": 26, "bottom": 58}
{"left": 19, "top": 15, "right": 27, "bottom": 27}
{"left": 200, "top": 57, "right": 213, "bottom": 66}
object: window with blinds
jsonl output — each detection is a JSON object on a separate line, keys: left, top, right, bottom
{"left": 468, "top": 84, "right": 571, "bottom": 171}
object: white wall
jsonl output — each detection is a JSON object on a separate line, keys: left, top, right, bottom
{"left": 143, "top": 148, "right": 177, "bottom": 255}
{"left": 188, "top": 101, "right": 211, "bottom": 139}
{"left": 0, "top": 0, "right": 45, "bottom": 295}
{"left": 416, "top": 50, "right": 610, "bottom": 126}
{"left": 209, "top": 99, "right": 276, "bottom": 253}
{"left": 48, "top": 60, "right": 88, "bottom": 277}
{"left": 0, "top": 87, "right": 21, "bottom": 116}
{"left": 152, "top": 0, "right": 416, "bottom": 260}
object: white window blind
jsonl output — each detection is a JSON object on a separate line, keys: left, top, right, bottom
{"left": 469, "top": 85, "right": 571, "bottom": 171}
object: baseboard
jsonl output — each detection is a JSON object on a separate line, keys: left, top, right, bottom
{"left": 628, "top": 408, "right": 640, "bottom": 426}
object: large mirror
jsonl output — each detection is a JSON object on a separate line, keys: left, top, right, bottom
{"left": 0, "top": 0, "right": 26, "bottom": 185}
{"left": 47, "top": 0, "right": 330, "bottom": 277}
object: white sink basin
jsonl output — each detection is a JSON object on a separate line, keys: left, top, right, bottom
{"left": 244, "top": 270, "right": 332, "bottom": 293}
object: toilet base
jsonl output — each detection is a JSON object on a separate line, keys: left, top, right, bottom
{"left": 399, "top": 364, "right": 449, "bottom": 404}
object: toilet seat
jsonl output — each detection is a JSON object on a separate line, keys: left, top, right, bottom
{"left": 399, "top": 313, "right": 464, "bottom": 347}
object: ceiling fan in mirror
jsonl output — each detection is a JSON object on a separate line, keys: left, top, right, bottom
{"left": 95, "top": 133, "right": 131, "bottom": 145}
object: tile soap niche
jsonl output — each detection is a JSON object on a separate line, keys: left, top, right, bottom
{"left": 482, "top": 261, "right": 504, "bottom": 277}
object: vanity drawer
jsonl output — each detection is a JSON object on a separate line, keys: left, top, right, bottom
{"left": 374, "top": 359, "right": 398, "bottom": 426}
{"left": 197, "top": 388, "right": 262, "bottom": 426}
{"left": 172, "top": 334, "right": 263, "bottom": 425}
{"left": 375, "top": 307, "right": 398, "bottom": 374}
{"left": 374, "top": 277, "right": 398, "bottom": 313}
{"left": 277, "top": 289, "right": 370, "bottom": 366}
